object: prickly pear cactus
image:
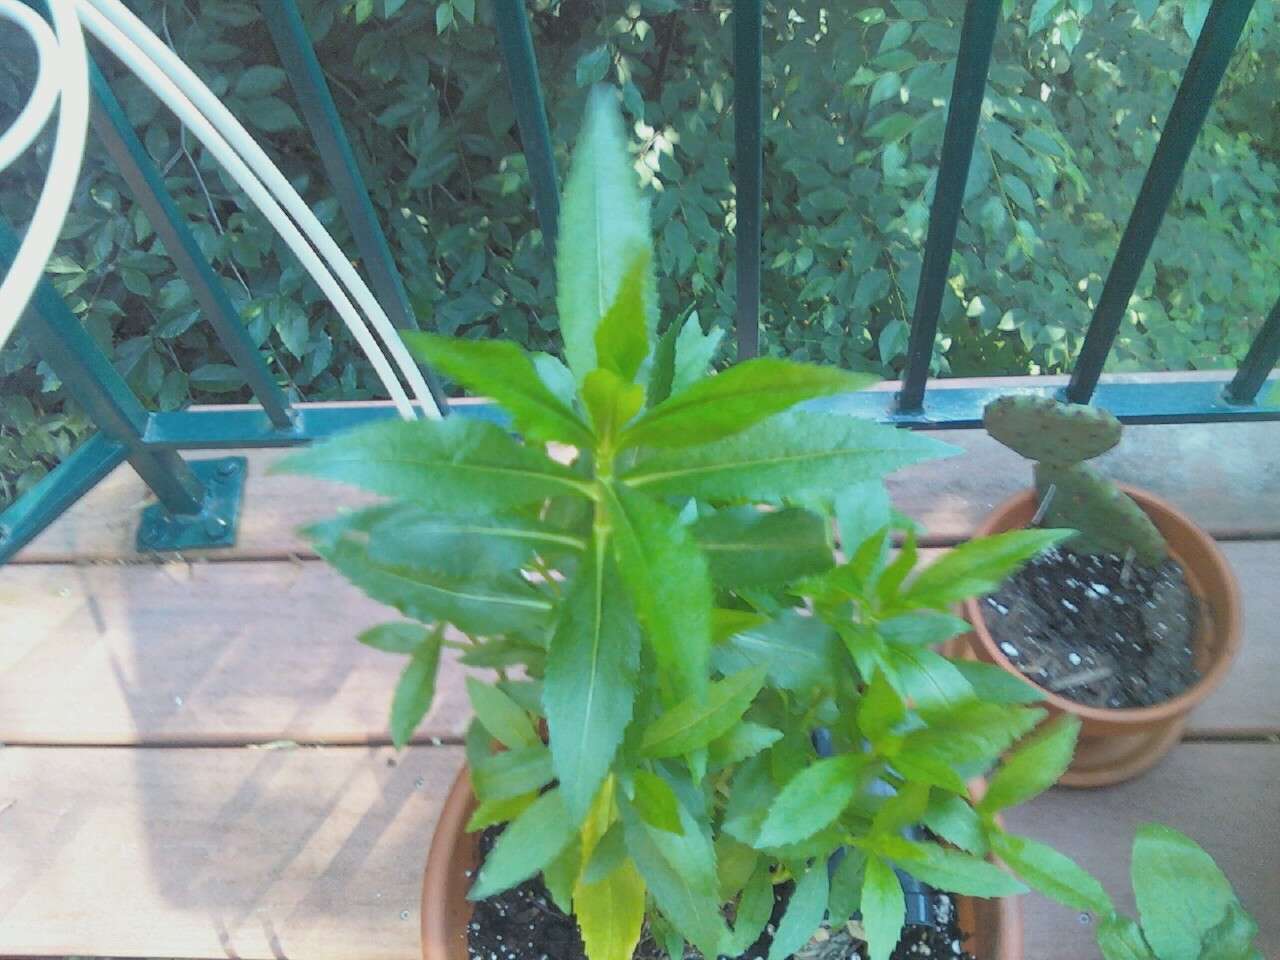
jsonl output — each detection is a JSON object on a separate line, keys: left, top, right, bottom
{"left": 983, "top": 394, "right": 1122, "bottom": 465}
{"left": 1034, "top": 462, "right": 1168, "bottom": 565}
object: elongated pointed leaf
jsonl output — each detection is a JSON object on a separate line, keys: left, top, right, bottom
{"left": 713, "top": 611, "right": 839, "bottom": 692}
{"left": 469, "top": 788, "right": 576, "bottom": 899}
{"left": 989, "top": 831, "right": 1111, "bottom": 914}
{"left": 755, "top": 753, "right": 865, "bottom": 849}
{"left": 621, "top": 358, "right": 876, "bottom": 449}
{"left": 922, "top": 793, "right": 988, "bottom": 856}
{"left": 603, "top": 482, "right": 711, "bottom": 702}
{"left": 557, "top": 86, "right": 654, "bottom": 380}
{"left": 574, "top": 858, "right": 647, "bottom": 960}
{"left": 691, "top": 507, "right": 832, "bottom": 588}
{"left": 1096, "top": 914, "right": 1158, "bottom": 960}
{"left": 671, "top": 312, "right": 724, "bottom": 396}
{"left": 594, "top": 251, "right": 651, "bottom": 382}
{"left": 623, "top": 411, "right": 956, "bottom": 500}
{"left": 767, "top": 863, "right": 830, "bottom": 960}
{"left": 899, "top": 528, "right": 1073, "bottom": 610}
{"left": 721, "top": 862, "right": 773, "bottom": 957}
{"left": 1132, "top": 823, "right": 1240, "bottom": 960}
{"left": 359, "top": 621, "right": 431, "bottom": 654}
{"left": 308, "top": 526, "right": 550, "bottom": 636}
{"left": 708, "top": 722, "right": 783, "bottom": 770}
{"left": 279, "top": 417, "right": 592, "bottom": 510}
{"left": 467, "top": 678, "right": 540, "bottom": 749}
{"left": 889, "top": 840, "right": 1028, "bottom": 897}
{"left": 472, "top": 745, "right": 555, "bottom": 803}
{"left": 583, "top": 368, "right": 644, "bottom": 441}
{"left": 884, "top": 646, "right": 974, "bottom": 710}
{"left": 980, "top": 715, "right": 1080, "bottom": 812}
{"left": 621, "top": 793, "right": 728, "bottom": 957}
{"left": 543, "top": 544, "right": 641, "bottom": 818}
{"left": 639, "top": 666, "right": 768, "bottom": 758}
{"left": 632, "top": 769, "right": 682, "bottom": 833}
{"left": 404, "top": 332, "right": 593, "bottom": 447}
{"left": 863, "top": 855, "right": 906, "bottom": 960}
{"left": 390, "top": 639, "right": 442, "bottom": 747}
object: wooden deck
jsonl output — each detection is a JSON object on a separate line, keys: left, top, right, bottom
{"left": 1, "top": 408, "right": 1277, "bottom": 960}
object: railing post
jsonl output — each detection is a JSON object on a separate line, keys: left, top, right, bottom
{"left": 1225, "top": 294, "right": 1280, "bottom": 404}
{"left": 492, "top": 0, "right": 561, "bottom": 259}
{"left": 897, "top": 0, "right": 1001, "bottom": 414}
{"left": 733, "top": 0, "right": 763, "bottom": 361}
{"left": 260, "top": 0, "right": 448, "bottom": 412}
{"left": 88, "top": 64, "right": 296, "bottom": 430}
{"left": 1066, "top": 0, "right": 1257, "bottom": 404}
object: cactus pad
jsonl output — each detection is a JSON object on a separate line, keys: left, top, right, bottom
{"left": 984, "top": 395, "right": 1121, "bottom": 464}
{"left": 1034, "top": 462, "right": 1168, "bottom": 565}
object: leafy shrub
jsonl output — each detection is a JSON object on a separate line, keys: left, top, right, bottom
{"left": 1, "top": 0, "right": 1277, "bottom": 505}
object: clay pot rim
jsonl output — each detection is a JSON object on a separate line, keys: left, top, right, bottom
{"left": 962, "top": 484, "right": 1242, "bottom": 725}
{"left": 423, "top": 768, "right": 1023, "bottom": 960}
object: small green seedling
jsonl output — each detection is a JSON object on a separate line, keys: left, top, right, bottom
{"left": 983, "top": 394, "right": 1167, "bottom": 565}
{"left": 1095, "top": 824, "right": 1261, "bottom": 960}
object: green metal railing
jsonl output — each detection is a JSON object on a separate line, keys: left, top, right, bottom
{"left": 1, "top": 0, "right": 1277, "bottom": 564}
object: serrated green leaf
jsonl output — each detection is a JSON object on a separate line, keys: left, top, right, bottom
{"left": 672, "top": 312, "right": 724, "bottom": 396}
{"left": 603, "top": 482, "right": 711, "bottom": 703}
{"left": 950, "top": 660, "right": 1044, "bottom": 704}
{"left": 557, "top": 86, "right": 653, "bottom": 380}
{"left": 632, "top": 769, "right": 683, "bottom": 833}
{"left": 582, "top": 368, "right": 645, "bottom": 441}
{"left": 404, "top": 333, "right": 593, "bottom": 447}
{"left": 691, "top": 507, "right": 832, "bottom": 588}
{"left": 884, "top": 646, "right": 974, "bottom": 710}
{"left": 621, "top": 793, "right": 728, "bottom": 957}
{"left": 466, "top": 792, "right": 538, "bottom": 833}
{"left": 981, "top": 715, "right": 1080, "bottom": 812}
{"left": 829, "top": 849, "right": 867, "bottom": 924}
{"left": 767, "top": 863, "right": 829, "bottom": 960}
{"left": 469, "top": 788, "right": 576, "bottom": 899}
{"left": 756, "top": 753, "right": 865, "bottom": 848}
{"left": 721, "top": 862, "right": 774, "bottom": 956}
{"left": 640, "top": 666, "right": 767, "bottom": 758}
{"left": 358, "top": 621, "right": 431, "bottom": 654}
{"left": 467, "top": 678, "right": 539, "bottom": 750}
{"left": 278, "top": 418, "right": 592, "bottom": 511}
{"left": 889, "top": 840, "right": 1027, "bottom": 898}
{"left": 877, "top": 611, "right": 972, "bottom": 647}
{"left": 472, "top": 745, "right": 555, "bottom": 803}
{"left": 543, "top": 546, "right": 640, "bottom": 817}
{"left": 621, "top": 358, "right": 876, "bottom": 450}
{"left": 990, "top": 831, "right": 1111, "bottom": 914}
{"left": 713, "top": 611, "right": 839, "bottom": 692}
{"left": 708, "top": 721, "right": 783, "bottom": 769}
{"left": 623, "top": 411, "right": 955, "bottom": 500}
{"left": 858, "top": 668, "right": 906, "bottom": 743}
{"left": 922, "top": 793, "right": 988, "bottom": 856}
{"left": 390, "top": 639, "right": 442, "bottom": 748}
{"left": 863, "top": 855, "right": 906, "bottom": 960}
{"left": 582, "top": 822, "right": 628, "bottom": 884}
{"left": 835, "top": 479, "right": 892, "bottom": 551}
{"left": 1133, "top": 823, "right": 1240, "bottom": 960}
{"left": 900, "top": 528, "right": 1072, "bottom": 610}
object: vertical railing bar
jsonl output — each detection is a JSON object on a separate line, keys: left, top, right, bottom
{"left": 1225, "top": 294, "right": 1280, "bottom": 404}
{"left": 897, "top": 0, "right": 1001, "bottom": 414}
{"left": 260, "top": 0, "right": 448, "bottom": 412}
{"left": 733, "top": 0, "right": 763, "bottom": 362}
{"left": 492, "top": 0, "right": 561, "bottom": 260}
{"left": 1066, "top": 0, "right": 1256, "bottom": 404}
{"left": 87, "top": 64, "right": 295, "bottom": 430}
{"left": 0, "top": 221, "right": 206, "bottom": 515}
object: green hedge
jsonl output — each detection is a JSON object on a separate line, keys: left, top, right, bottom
{"left": 1, "top": 0, "right": 1277, "bottom": 505}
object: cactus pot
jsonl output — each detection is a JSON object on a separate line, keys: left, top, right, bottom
{"left": 962, "top": 486, "right": 1242, "bottom": 787}
{"left": 421, "top": 767, "right": 1023, "bottom": 960}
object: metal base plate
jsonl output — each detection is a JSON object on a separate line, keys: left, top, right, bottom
{"left": 136, "top": 457, "right": 246, "bottom": 552}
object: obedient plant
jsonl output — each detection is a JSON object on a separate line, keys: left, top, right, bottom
{"left": 983, "top": 394, "right": 1168, "bottom": 564}
{"left": 286, "top": 87, "right": 1137, "bottom": 960}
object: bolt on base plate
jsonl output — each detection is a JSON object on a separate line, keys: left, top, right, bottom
{"left": 135, "top": 457, "right": 247, "bottom": 552}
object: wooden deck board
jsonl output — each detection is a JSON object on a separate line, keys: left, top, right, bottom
{"left": 0, "top": 743, "right": 1274, "bottom": 960}
{"left": 2, "top": 540, "right": 1275, "bottom": 746}
{"left": 0, "top": 745, "right": 465, "bottom": 960}
{"left": 12, "top": 413, "right": 1280, "bottom": 564}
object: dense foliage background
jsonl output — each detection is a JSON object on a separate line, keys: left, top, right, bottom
{"left": 1, "top": 0, "right": 1277, "bottom": 504}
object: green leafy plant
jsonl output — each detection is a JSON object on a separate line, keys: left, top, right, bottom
{"left": 983, "top": 393, "right": 1168, "bottom": 564}
{"left": 284, "top": 85, "right": 1153, "bottom": 960}
{"left": 1095, "top": 824, "right": 1261, "bottom": 960}
{"left": 4, "top": 0, "right": 1278, "bottom": 507}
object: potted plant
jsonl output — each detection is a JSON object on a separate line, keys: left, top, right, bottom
{"left": 961, "top": 396, "right": 1243, "bottom": 786}
{"left": 283, "top": 88, "right": 1168, "bottom": 960}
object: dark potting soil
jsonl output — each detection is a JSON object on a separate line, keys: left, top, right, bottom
{"left": 467, "top": 829, "right": 979, "bottom": 960}
{"left": 984, "top": 546, "right": 1199, "bottom": 709}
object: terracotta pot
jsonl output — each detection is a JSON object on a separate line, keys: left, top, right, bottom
{"left": 422, "top": 768, "right": 1024, "bottom": 960}
{"left": 962, "top": 485, "right": 1242, "bottom": 788}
